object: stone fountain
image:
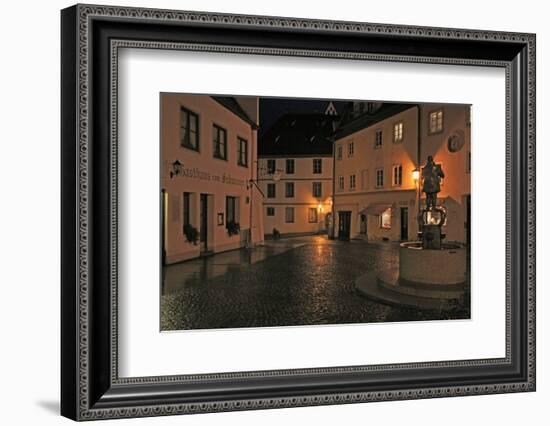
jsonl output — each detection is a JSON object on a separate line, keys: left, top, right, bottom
{"left": 356, "top": 156, "right": 467, "bottom": 310}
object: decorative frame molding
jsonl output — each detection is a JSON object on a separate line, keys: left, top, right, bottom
{"left": 61, "top": 4, "right": 535, "bottom": 421}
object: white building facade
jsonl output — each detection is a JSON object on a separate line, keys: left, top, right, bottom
{"left": 258, "top": 112, "right": 336, "bottom": 238}
{"left": 332, "top": 102, "right": 471, "bottom": 244}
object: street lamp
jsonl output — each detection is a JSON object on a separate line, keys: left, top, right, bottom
{"left": 412, "top": 168, "right": 421, "bottom": 239}
{"left": 169, "top": 159, "right": 183, "bottom": 179}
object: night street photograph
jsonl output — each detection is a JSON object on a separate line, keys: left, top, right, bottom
{"left": 160, "top": 94, "right": 471, "bottom": 331}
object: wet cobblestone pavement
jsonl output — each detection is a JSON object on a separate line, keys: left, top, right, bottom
{"left": 161, "top": 236, "right": 469, "bottom": 330}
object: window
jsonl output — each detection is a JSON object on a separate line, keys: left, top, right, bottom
{"left": 349, "top": 174, "right": 356, "bottom": 191}
{"left": 286, "top": 159, "right": 295, "bottom": 174}
{"left": 338, "top": 176, "right": 344, "bottom": 192}
{"left": 266, "top": 207, "right": 275, "bottom": 216}
{"left": 467, "top": 151, "right": 471, "bottom": 174}
{"left": 226, "top": 196, "right": 237, "bottom": 224}
{"left": 237, "top": 137, "right": 248, "bottom": 167}
{"left": 393, "top": 122, "right": 403, "bottom": 143}
{"left": 285, "top": 207, "right": 295, "bottom": 223}
{"left": 376, "top": 168, "right": 384, "bottom": 188}
{"left": 285, "top": 182, "right": 295, "bottom": 198}
{"left": 213, "top": 124, "right": 227, "bottom": 160}
{"left": 361, "top": 169, "right": 369, "bottom": 190}
{"left": 375, "top": 129, "right": 383, "bottom": 148}
{"left": 429, "top": 110, "right": 444, "bottom": 134}
{"left": 308, "top": 208, "right": 318, "bottom": 223}
{"left": 337, "top": 145, "right": 343, "bottom": 160}
{"left": 348, "top": 142, "right": 354, "bottom": 157}
{"left": 267, "top": 159, "right": 276, "bottom": 174}
{"left": 313, "top": 158, "right": 322, "bottom": 174}
{"left": 267, "top": 183, "right": 276, "bottom": 198}
{"left": 180, "top": 106, "right": 199, "bottom": 150}
{"left": 312, "top": 182, "right": 322, "bottom": 198}
{"left": 392, "top": 165, "right": 403, "bottom": 186}
{"left": 380, "top": 208, "right": 392, "bottom": 229}
{"left": 183, "top": 192, "right": 191, "bottom": 228}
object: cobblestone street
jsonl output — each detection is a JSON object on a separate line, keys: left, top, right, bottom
{"left": 161, "top": 236, "right": 468, "bottom": 330}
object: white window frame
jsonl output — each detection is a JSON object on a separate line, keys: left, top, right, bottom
{"left": 349, "top": 174, "right": 356, "bottom": 191}
{"left": 429, "top": 109, "right": 444, "bottom": 134}
{"left": 338, "top": 175, "right": 344, "bottom": 192}
{"left": 375, "top": 129, "right": 383, "bottom": 148}
{"left": 392, "top": 164, "right": 403, "bottom": 187}
{"left": 393, "top": 122, "right": 403, "bottom": 143}
{"left": 376, "top": 168, "right": 384, "bottom": 188}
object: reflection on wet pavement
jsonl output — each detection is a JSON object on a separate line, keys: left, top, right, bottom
{"left": 161, "top": 236, "right": 469, "bottom": 331}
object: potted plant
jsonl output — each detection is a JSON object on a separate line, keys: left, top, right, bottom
{"left": 183, "top": 224, "right": 199, "bottom": 245}
{"left": 226, "top": 220, "right": 240, "bottom": 236}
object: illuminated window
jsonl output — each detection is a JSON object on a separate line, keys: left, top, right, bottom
{"left": 285, "top": 207, "right": 295, "bottom": 223}
{"left": 429, "top": 110, "right": 444, "bottom": 134}
{"left": 376, "top": 168, "right": 384, "bottom": 188}
{"left": 393, "top": 122, "right": 403, "bottom": 143}
{"left": 213, "top": 124, "right": 227, "bottom": 160}
{"left": 313, "top": 158, "right": 323, "bottom": 174}
{"left": 392, "top": 164, "right": 403, "bottom": 186}
{"left": 380, "top": 208, "right": 392, "bottom": 229}
{"left": 349, "top": 174, "right": 356, "bottom": 191}
{"left": 312, "top": 182, "right": 322, "bottom": 198}
{"left": 266, "top": 207, "right": 275, "bottom": 216}
{"left": 375, "top": 129, "right": 383, "bottom": 148}
{"left": 308, "top": 208, "right": 318, "bottom": 223}
{"left": 180, "top": 106, "right": 199, "bottom": 150}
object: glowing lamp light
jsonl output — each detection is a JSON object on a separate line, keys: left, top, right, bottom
{"left": 412, "top": 168, "right": 420, "bottom": 182}
{"left": 317, "top": 203, "right": 323, "bottom": 212}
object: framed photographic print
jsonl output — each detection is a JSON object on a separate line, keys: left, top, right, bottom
{"left": 61, "top": 4, "right": 536, "bottom": 421}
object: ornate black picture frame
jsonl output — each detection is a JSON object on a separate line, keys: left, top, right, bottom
{"left": 61, "top": 4, "right": 536, "bottom": 421}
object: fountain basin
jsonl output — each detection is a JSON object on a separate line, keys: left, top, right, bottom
{"left": 399, "top": 242, "right": 466, "bottom": 286}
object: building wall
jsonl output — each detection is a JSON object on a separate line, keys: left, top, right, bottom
{"left": 258, "top": 156, "right": 333, "bottom": 237}
{"left": 333, "top": 106, "right": 419, "bottom": 241}
{"left": 419, "top": 104, "right": 471, "bottom": 243}
{"left": 161, "top": 94, "right": 263, "bottom": 264}
{"left": 333, "top": 104, "right": 471, "bottom": 243}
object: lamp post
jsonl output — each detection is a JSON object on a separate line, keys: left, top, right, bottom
{"left": 412, "top": 168, "right": 420, "bottom": 239}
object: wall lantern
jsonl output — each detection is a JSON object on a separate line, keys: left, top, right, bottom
{"left": 412, "top": 168, "right": 420, "bottom": 182}
{"left": 169, "top": 160, "right": 183, "bottom": 179}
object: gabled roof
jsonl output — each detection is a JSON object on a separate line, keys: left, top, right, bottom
{"left": 212, "top": 96, "right": 258, "bottom": 128}
{"left": 332, "top": 103, "right": 416, "bottom": 140}
{"left": 258, "top": 113, "right": 337, "bottom": 157}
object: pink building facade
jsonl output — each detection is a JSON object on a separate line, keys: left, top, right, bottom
{"left": 161, "top": 94, "right": 264, "bottom": 264}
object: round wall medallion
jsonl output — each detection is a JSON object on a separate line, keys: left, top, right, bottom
{"left": 447, "top": 130, "right": 465, "bottom": 152}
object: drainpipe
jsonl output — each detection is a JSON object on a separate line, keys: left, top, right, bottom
{"left": 248, "top": 125, "right": 255, "bottom": 248}
{"left": 416, "top": 105, "right": 422, "bottom": 237}
{"left": 330, "top": 137, "right": 336, "bottom": 240}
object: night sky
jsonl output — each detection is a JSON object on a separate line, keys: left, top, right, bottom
{"left": 259, "top": 98, "right": 346, "bottom": 138}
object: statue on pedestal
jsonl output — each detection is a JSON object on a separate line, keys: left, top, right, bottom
{"left": 419, "top": 156, "right": 446, "bottom": 249}
{"left": 421, "top": 155, "right": 445, "bottom": 210}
